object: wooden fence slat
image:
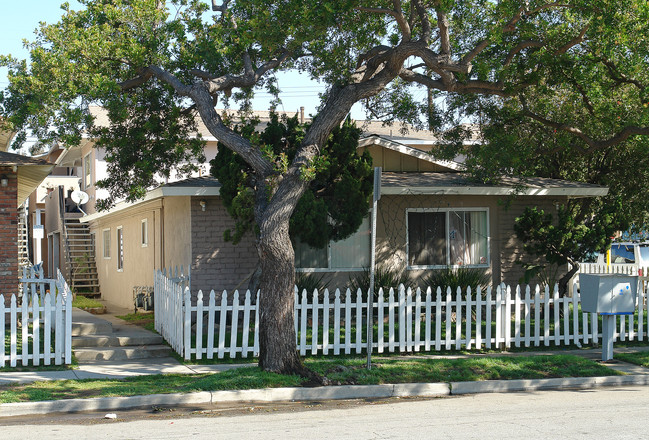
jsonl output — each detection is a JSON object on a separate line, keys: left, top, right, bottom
{"left": 514, "top": 286, "right": 521, "bottom": 348}
{"left": 485, "top": 287, "right": 492, "bottom": 349}
{"left": 455, "top": 288, "right": 462, "bottom": 351}
{"left": 231, "top": 291, "right": 241, "bottom": 358}
{"left": 524, "top": 286, "right": 531, "bottom": 348}
{"left": 32, "top": 291, "right": 40, "bottom": 367}
{"left": 465, "top": 287, "right": 472, "bottom": 350}
{"left": 424, "top": 287, "right": 431, "bottom": 351}
{"left": 207, "top": 291, "right": 216, "bottom": 359}
{"left": 414, "top": 288, "right": 422, "bottom": 352}
{"left": 242, "top": 291, "right": 251, "bottom": 358}
{"left": 355, "top": 289, "right": 363, "bottom": 354}
{"left": 345, "top": 289, "right": 352, "bottom": 355}
{"left": 300, "top": 289, "right": 308, "bottom": 356}
{"left": 389, "top": 288, "right": 396, "bottom": 352}
{"left": 334, "top": 289, "right": 341, "bottom": 356}
{"left": 475, "top": 287, "right": 483, "bottom": 349}
{"left": 218, "top": 291, "right": 227, "bottom": 359}
{"left": 406, "top": 287, "right": 413, "bottom": 352}
{"left": 435, "top": 287, "right": 442, "bottom": 351}
{"left": 445, "top": 287, "right": 452, "bottom": 350}
{"left": 378, "top": 288, "right": 385, "bottom": 353}
{"left": 323, "top": 289, "right": 330, "bottom": 355}
{"left": 312, "top": 290, "right": 319, "bottom": 356}
{"left": 196, "top": 291, "right": 204, "bottom": 360}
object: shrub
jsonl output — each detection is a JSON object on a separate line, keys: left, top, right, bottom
{"left": 347, "top": 265, "right": 413, "bottom": 299}
{"left": 420, "top": 266, "right": 491, "bottom": 297}
{"left": 295, "top": 272, "right": 330, "bottom": 296}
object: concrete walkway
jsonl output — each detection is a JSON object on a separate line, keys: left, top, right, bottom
{"left": 2, "top": 306, "right": 649, "bottom": 417}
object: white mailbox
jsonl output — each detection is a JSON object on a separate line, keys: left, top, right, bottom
{"left": 579, "top": 273, "right": 638, "bottom": 361}
{"left": 579, "top": 273, "right": 638, "bottom": 315}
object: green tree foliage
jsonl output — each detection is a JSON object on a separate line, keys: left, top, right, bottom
{"left": 514, "top": 204, "right": 623, "bottom": 295}
{"left": 210, "top": 113, "right": 373, "bottom": 247}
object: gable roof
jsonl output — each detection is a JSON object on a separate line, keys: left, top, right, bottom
{"left": 358, "top": 134, "right": 464, "bottom": 172}
{"left": 381, "top": 172, "right": 608, "bottom": 197}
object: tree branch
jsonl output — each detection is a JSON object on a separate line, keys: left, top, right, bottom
{"left": 435, "top": 5, "right": 451, "bottom": 55}
{"left": 521, "top": 97, "right": 649, "bottom": 152}
{"left": 504, "top": 40, "right": 545, "bottom": 66}
{"left": 600, "top": 57, "right": 645, "bottom": 90}
{"left": 412, "top": 0, "right": 431, "bottom": 43}
{"left": 554, "top": 24, "right": 589, "bottom": 55}
{"left": 356, "top": 2, "right": 411, "bottom": 41}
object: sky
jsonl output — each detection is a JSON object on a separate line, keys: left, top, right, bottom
{"left": 0, "top": 0, "right": 360, "bottom": 123}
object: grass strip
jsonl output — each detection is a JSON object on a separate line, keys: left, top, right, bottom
{"left": 115, "top": 312, "right": 155, "bottom": 332}
{"left": 72, "top": 295, "right": 104, "bottom": 309}
{"left": 615, "top": 351, "right": 649, "bottom": 367}
{"left": 0, "top": 354, "right": 620, "bottom": 404}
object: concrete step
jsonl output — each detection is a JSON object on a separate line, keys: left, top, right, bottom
{"left": 74, "top": 345, "right": 173, "bottom": 361}
{"left": 71, "top": 320, "right": 113, "bottom": 336}
{"left": 72, "top": 333, "right": 164, "bottom": 348}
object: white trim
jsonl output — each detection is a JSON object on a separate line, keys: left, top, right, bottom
{"left": 382, "top": 186, "right": 608, "bottom": 197}
{"left": 358, "top": 135, "right": 465, "bottom": 171}
{"left": 296, "top": 267, "right": 366, "bottom": 273}
{"left": 82, "top": 153, "right": 92, "bottom": 189}
{"left": 405, "top": 207, "right": 491, "bottom": 270}
{"left": 80, "top": 185, "right": 221, "bottom": 223}
{"left": 102, "top": 228, "right": 111, "bottom": 259}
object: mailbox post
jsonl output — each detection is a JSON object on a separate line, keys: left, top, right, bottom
{"left": 580, "top": 274, "right": 638, "bottom": 361}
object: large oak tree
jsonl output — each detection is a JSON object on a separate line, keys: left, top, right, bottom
{"left": 2, "top": 0, "right": 648, "bottom": 375}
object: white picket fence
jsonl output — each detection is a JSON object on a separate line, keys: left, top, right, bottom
{"left": 1, "top": 267, "right": 73, "bottom": 367}
{"left": 154, "top": 269, "right": 649, "bottom": 361}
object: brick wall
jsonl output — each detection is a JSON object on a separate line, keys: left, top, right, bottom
{"left": 190, "top": 196, "right": 259, "bottom": 294}
{"left": 0, "top": 167, "right": 18, "bottom": 304}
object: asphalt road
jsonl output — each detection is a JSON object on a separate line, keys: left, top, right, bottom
{"left": 3, "top": 386, "right": 649, "bottom": 439}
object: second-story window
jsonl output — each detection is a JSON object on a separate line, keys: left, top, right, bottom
{"left": 83, "top": 153, "right": 92, "bottom": 189}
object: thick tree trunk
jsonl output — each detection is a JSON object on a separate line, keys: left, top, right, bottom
{"left": 559, "top": 262, "right": 580, "bottom": 297}
{"left": 256, "top": 219, "right": 303, "bottom": 374}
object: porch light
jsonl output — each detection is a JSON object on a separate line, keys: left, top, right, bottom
{"left": 0, "top": 175, "right": 8, "bottom": 187}
{"left": 199, "top": 200, "right": 207, "bottom": 211}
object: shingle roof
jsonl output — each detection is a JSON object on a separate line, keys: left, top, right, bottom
{"left": 160, "top": 176, "right": 221, "bottom": 188}
{"left": 381, "top": 172, "right": 607, "bottom": 197}
{"left": 0, "top": 150, "right": 52, "bottom": 166}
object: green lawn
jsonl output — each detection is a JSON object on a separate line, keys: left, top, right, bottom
{"left": 0, "top": 354, "right": 621, "bottom": 403}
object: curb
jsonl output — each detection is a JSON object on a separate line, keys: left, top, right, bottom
{"left": 3, "top": 376, "right": 649, "bottom": 418}
{"left": 0, "top": 383, "right": 450, "bottom": 418}
{"left": 450, "top": 374, "right": 649, "bottom": 395}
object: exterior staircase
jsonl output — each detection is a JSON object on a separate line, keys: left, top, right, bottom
{"left": 17, "top": 206, "right": 30, "bottom": 270}
{"left": 71, "top": 309, "right": 173, "bottom": 362}
{"left": 63, "top": 218, "right": 101, "bottom": 297}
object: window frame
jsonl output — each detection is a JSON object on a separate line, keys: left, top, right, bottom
{"left": 116, "top": 226, "right": 124, "bottom": 272}
{"left": 406, "top": 207, "right": 490, "bottom": 270}
{"left": 83, "top": 153, "right": 92, "bottom": 189}
{"left": 102, "top": 228, "right": 111, "bottom": 259}
{"left": 141, "top": 219, "right": 148, "bottom": 248}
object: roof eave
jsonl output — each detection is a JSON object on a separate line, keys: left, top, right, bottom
{"left": 381, "top": 186, "right": 608, "bottom": 197}
{"left": 79, "top": 185, "right": 221, "bottom": 223}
